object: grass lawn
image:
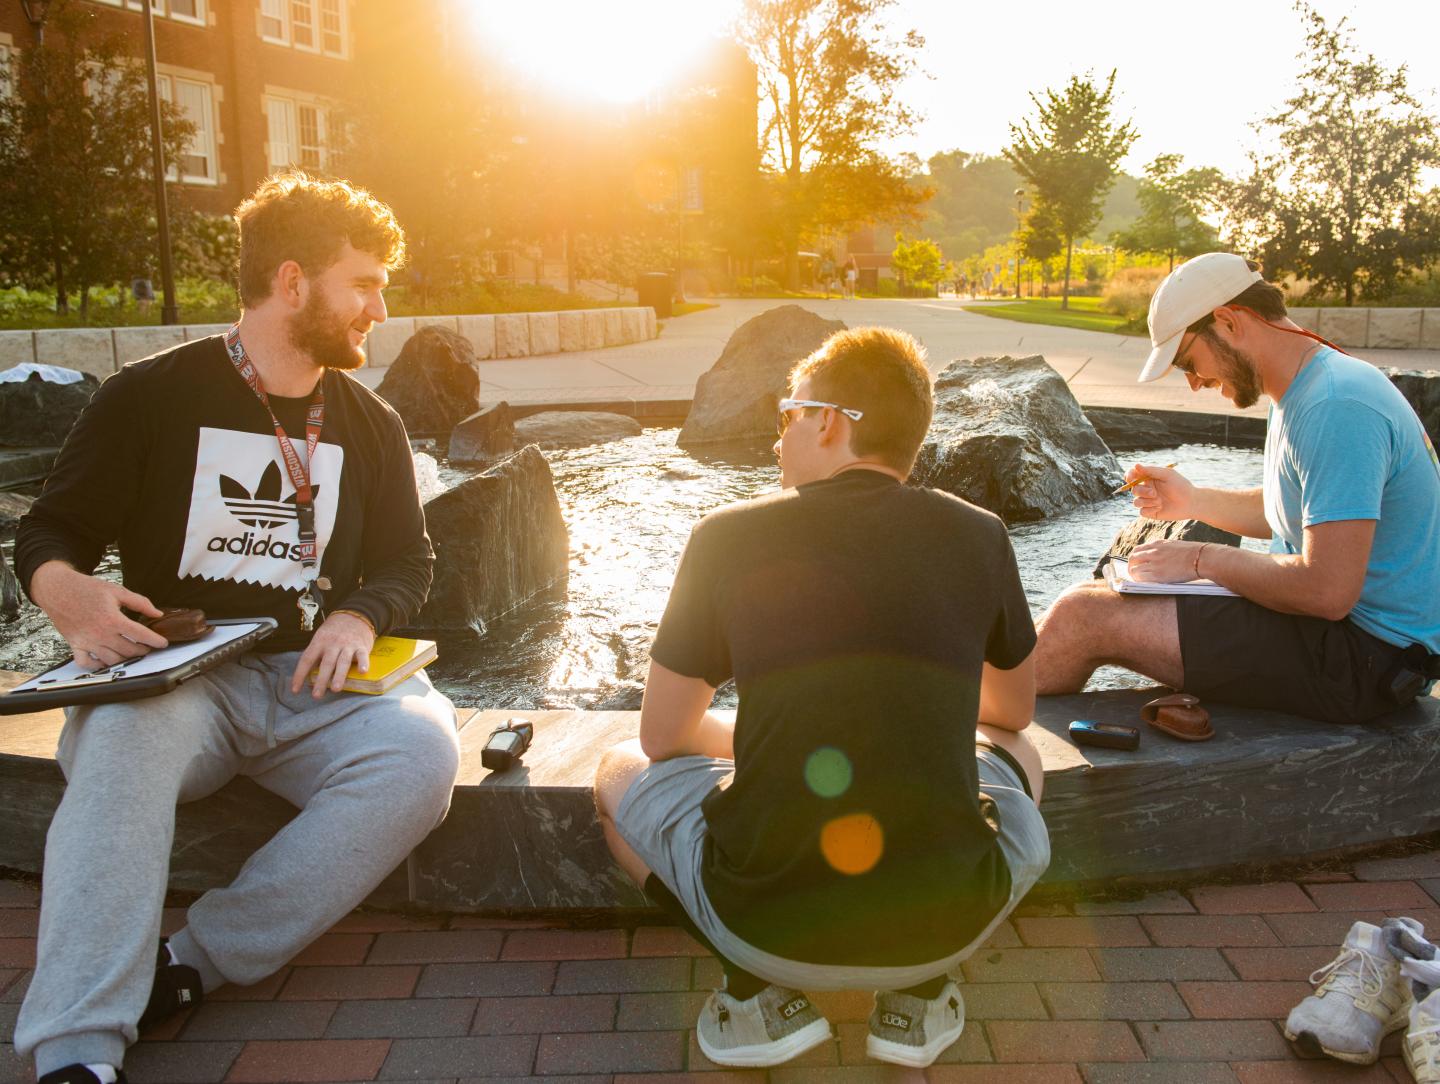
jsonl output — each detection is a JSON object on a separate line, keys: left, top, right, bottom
{"left": 963, "top": 297, "right": 1144, "bottom": 336}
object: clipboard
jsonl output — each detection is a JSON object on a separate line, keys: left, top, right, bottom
{"left": 0, "top": 617, "right": 278, "bottom": 716}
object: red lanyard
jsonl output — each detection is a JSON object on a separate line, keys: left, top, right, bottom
{"left": 224, "top": 326, "right": 327, "bottom": 625}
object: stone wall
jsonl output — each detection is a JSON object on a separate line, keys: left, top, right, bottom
{"left": 0, "top": 305, "right": 659, "bottom": 379}
{"left": 1288, "top": 307, "right": 1440, "bottom": 350}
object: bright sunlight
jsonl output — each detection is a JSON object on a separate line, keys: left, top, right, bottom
{"left": 467, "top": 0, "right": 739, "bottom": 104}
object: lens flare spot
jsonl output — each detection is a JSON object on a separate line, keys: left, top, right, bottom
{"left": 804, "top": 747, "right": 853, "bottom": 798}
{"left": 820, "top": 813, "right": 884, "bottom": 876}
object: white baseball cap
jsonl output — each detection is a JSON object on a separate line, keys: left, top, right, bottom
{"left": 1138, "top": 253, "right": 1265, "bottom": 383}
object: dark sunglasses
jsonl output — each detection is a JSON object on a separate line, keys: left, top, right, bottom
{"left": 776, "top": 397, "right": 865, "bottom": 435}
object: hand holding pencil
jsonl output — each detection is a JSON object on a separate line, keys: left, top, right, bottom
{"left": 1119, "top": 462, "right": 1195, "bottom": 521}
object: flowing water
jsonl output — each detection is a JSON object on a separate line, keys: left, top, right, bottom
{"left": 430, "top": 431, "right": 1265, "bottom": 710}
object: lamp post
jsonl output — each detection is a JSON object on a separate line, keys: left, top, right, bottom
{"left": 140, "top": 0, "right": 180, "bottom": 324}
{"left": 1013, "top": 188, "right": 1026, "bottom": 299}
{"left": 20, "top": 0, "right": 50, "bottom": 44}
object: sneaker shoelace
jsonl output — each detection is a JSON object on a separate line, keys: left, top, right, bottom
{"left": 1310, "top": 946, "right": 1389, "bottom": 1005}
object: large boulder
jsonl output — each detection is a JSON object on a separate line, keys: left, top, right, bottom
{"left": 0, "top": 493, "right": 33, "bottom": 541}
{"left": 1092, "top": 518, "right": 1241, "bottom": 579}
{"left": 1383, "top": 368, "right": 1439, "bottom": 448}
{"left": 375, "top": 327, "right": 481, "bottom": 440}
{"left": 412, "top": 445, "right": 569, "bottom": 634}
{"left": 0, "top": 371, "right": 98, "bottom": 447}
{"left": 514, "top": 411, "right": 642, "bottom": 449}
{"left": 678, "top": 305, "right": 846, "bottom": 446}
{"left": 1, "top": 560, "right": 19, "bottom": 623}
{"left": 449, "top": 403, "right": 516, "bottom": 465}
{"left": 911, "top": 355, "right": 1123, "bottom": 523}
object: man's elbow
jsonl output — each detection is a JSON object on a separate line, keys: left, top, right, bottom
{"left": 1306, "top": 581, "right": 1364, "bottom": 623}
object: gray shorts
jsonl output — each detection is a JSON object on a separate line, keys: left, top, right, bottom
{"left": 613, "top": 744, "right": 1050, "bottom": 991}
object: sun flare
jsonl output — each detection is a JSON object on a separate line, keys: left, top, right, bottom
{"left": 466, "top": 0, "right": 739, "bottom": 104}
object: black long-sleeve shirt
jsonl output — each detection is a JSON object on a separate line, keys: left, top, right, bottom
{"left": 14, "top": 335, "right": 432, "bottom": 652}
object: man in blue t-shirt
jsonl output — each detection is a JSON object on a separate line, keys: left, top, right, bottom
{"left": 1034, "top": 253, "right": 1440, "bottom": 723}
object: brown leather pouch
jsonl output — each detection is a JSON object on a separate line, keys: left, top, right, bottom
{"left": 142, "top": 607, "right": 214, "bottom": 644}
{"left": 1141, "top": 692, "right": 1214, "bottom": 741}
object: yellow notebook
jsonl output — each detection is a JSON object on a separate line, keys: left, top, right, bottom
{"left": 323, "top": 636, "right": 437, "bottom": 694}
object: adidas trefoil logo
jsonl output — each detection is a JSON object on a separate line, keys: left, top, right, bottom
{"left": 220, "top": 461, "right": 321, "bottom": 529}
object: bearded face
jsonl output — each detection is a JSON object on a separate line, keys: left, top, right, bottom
{"left": 287, "top": 284, "right": 367, "bottom": 371}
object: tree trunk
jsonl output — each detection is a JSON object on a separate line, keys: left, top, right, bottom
{"left": 1062, "top": 238, "right": 1074, "bottom": 310}
{"left": 1344, "top": 277, "right": 1355, "bottom": 307}
{"left": 53, "top": 251, "right": 68, "bottom": 315}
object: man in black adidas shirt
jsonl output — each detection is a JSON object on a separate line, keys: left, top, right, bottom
{"left": 12, "top": 174, "right": 460, "bottom": 1084}
{"left": 595, "top": 327, "right": 1050, "bottom": 1069}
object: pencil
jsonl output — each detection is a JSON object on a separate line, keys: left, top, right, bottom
{"left": 1112, "top": 462, "right": 1178, "bottom": 496}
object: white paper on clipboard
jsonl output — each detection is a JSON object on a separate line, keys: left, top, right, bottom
{"left": 13, "top": 621, "right": 268, "bottom": 692}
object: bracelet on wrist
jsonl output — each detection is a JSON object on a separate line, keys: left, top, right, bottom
{"left": 332, "top": 609, "right": 377, "bottom": 636}
{"left": 1193, "top": 543, "right": 1209, "bottom": 581}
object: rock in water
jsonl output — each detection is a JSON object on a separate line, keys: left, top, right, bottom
{"left": 449, "top": 403, "right": 516, "bottom": 465}
{"left": 0, "top": 492, "right": 34, "bottom": 541}
{"left": 1093, "top": 518, "right": 1240, "bottom": 579}
{"left": 0, "top": 560, "right": 19, "bottom": 622}
{"left": 0, "top": 372, "right": 98, "bottom": 447}
{"left": 413, "top": 445, "right": 569, "bottom": 633}
{"left": 1382, "top": 368, "right": 1439, "bottom": 448}
{"left": 911, "top": 355, "right": 1123, "bottom": 523}
{"left": 678, "top": 305, "right": 846, "bottom": 447}
{"left": 375, "top": 327, "right": 481, "bottom": 439}
{"left": 513, "top": 411, "right": 642, "bottom": 449}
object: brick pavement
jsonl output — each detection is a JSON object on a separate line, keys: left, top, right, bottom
{"left": 2, "top": 854, "right": 1440, "bottom": 1083}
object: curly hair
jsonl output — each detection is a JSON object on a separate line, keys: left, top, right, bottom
{"left": 233, "top": 171, "right": 407, "bottom": 306}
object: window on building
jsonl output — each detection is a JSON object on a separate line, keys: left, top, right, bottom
{"left": 111, "top": 0, "right": 206, "bottom": 24}
{"left": 260, "top": 0, "right": 288, "bottom": 44}
{"left": 290, "top": 0, "right": 316, "bottom": 50}
{"left": 157, "top": 73, "right": 217, "bottom": 184}
{"left": 266, "top": 94, "right": 331, "bottom": 172}
{"left": 318, "top": 0, "right": 345, "bottom": 57}
{"left": 0, "top": 41, "right": 12, "bottom": 101}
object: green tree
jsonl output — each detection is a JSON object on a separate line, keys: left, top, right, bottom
{"left": 738, "top": 0, "right": 928, "bottom": 289}
{"left": 0, "top": 0, "right": 193, "bottom": 315}
{"left": 1222, "top": 4, "right": 1440, "bottom": 305}
{"left": 1004, "top": 71, "right": 1137, "bottom": 308}
{"left": 890, "top": 232, "right": 942, "bottom": 293}
{"left": 1113, "top": 154, "right": 1221, "bottom": 270}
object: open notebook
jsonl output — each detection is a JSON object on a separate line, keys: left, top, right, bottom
{"left": 1103, "top": 556, "right": 1239, "bottom": 597}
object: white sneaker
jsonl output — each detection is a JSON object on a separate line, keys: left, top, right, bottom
{"left": 1404, "top": 988, "right": 1440, "bottom": 1083}
{"left": 1284, "top": 918, "right": 1420, "bottom": 1064}
{"left": 694, "top": 984, "right": 832, "bottom": 1067}
{"left": 866, "top": 980, "right": 966, "bottom": 1068}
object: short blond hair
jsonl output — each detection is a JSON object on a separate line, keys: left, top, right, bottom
{"left": 234, "top": 171, "right": 406, "bottom": 306}
{"left": 790, "top": 327, "right": 934, "bottom": 474}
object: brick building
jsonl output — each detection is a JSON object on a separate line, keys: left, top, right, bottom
{"left": 0, "top": 0, "right": 358, "bottom": 216}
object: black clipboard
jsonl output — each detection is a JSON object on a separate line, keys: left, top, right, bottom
{"left": 0, "top": 617, "right": 278, "bottom": 716}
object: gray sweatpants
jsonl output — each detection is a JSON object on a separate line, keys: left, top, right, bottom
{"left": 14, "top": 651, "right": 460, "bottom": 1075}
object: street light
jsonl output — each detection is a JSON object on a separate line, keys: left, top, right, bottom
{"left": 1013, "top": 188, "right": 1026, "bottom": 300}
{"left": 139, "top": 0, "right": 180, "bottom": 324}
{"left": 20, "top": 0, "right": 49, "bottom": 43}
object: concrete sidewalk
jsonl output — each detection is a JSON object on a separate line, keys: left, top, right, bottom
{"left": 357, "top": 298, "right": 1440, "bottom": 422}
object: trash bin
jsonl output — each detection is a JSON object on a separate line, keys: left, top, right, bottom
{"left": 637, "top": 272, "right": 673, "bottom": 319}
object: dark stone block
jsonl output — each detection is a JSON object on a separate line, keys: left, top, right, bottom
{"left": 0, "top": 373, "right": 97, "bottom": 448}
{"left": 376, "top": 327, "right": 482, "bottom": 439}
{"left": 678, "top": 305, "right": 846, "bottom": 447}
{"left": 1084, "top": 407, "right": 1267, "bottom": 451}
{"left": 911, "top": 355, "right": 1123, "bottom": 523}
{"left": 413, "top": 446, "right": 569, "bottom": 634}
{"left": 512, "top": 411, "right": 642, "bottom": 449}
{"left": 1382, "top": 367, "right": 1439, "bottom": 448}
{"left": 1092, "top": 518, "right": 1241, "bottom": 579}
{"left": 448, "top": 403, "right": 516, "bottom": 465}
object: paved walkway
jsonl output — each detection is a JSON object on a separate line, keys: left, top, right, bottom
{"left": 3, "top": 850, "right": 1438, "bottom": 1082}
{"left": 357, "top": 298, "right": 1440, "bottom": 422}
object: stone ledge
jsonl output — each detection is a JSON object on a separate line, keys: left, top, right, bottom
{"left": 1, "top": 671, "right": 1435, "bottom": 911}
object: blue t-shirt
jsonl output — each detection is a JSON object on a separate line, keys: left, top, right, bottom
{"left": 1264, "top": 347, "right": 1440, "bottom": 652}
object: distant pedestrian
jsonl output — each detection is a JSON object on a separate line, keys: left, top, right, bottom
{"left": 131, "top": 276, "right": 155, "bottom": 316}
{"left": 843, "top": 256, "right": 858, "bottom": 299}
{"left": 819, "top": 253, "right": 836, "bottom": 299}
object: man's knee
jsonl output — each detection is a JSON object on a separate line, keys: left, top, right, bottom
{"left": 594, "top": 740, "right": 646, "bottom": 819}
{"left": 365, "top": 701, "right": 461, "bottom": 825}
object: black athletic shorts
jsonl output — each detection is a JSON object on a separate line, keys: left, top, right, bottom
{"left": 1175, "top": 595, "right": 1414, "bottom": 724}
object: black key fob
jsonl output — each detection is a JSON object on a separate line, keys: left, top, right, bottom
{"left": 1068, "top": 719, "right": 1140, "bottom": 751}
{"left": 482, "top": 719, "right": 534, "bottom": 772}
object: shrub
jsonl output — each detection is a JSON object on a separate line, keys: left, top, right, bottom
{"left": 1101, "top": 266, "right": 1167, "bottom": 323}
{"left": 874, "top": 276, "right": 900, "bottom": 298}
